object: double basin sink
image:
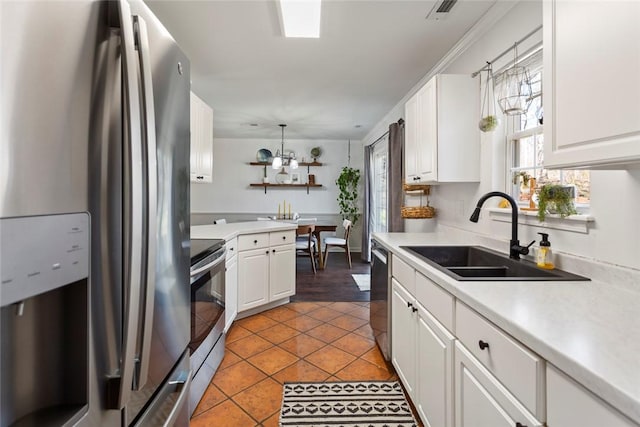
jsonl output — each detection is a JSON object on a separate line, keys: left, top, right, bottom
{"left": 400, "top": 245, "right": 589, "bottom": 281}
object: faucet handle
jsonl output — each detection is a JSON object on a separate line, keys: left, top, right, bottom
{"left": 520, "top": 240, "right": 536, "bottom": 256}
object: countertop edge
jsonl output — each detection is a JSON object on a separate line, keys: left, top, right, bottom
{"left": 191, "top": 221, "right": 298, "bottom": 242}
{"left": 372, "top": 232, "right": 640, "bottom": 425}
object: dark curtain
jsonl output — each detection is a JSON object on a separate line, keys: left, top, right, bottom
{"left": 361, "top": 144, "right": 373, "bottom": 262}
{"left": 388, "top": 120, "right": 404, "bottom": 232}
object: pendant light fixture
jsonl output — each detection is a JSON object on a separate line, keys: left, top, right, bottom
{"left": 497, "top": 43, "right": 533, "bottom": 116}
{"left": 271, "top": 124, "right": 298, "bottom": 170}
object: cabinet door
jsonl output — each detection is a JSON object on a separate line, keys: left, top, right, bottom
{"left": 417, "top": 77, "right": 438, "bottom": 182}
{"left": 543, "top": 0, "right": 640, "bottom": 168}
{"left": 547, "top": 364, "right": 638, "bottom": 427}
{"left": 224, "top": 254, "right": 238, "bottom": 332}
{"left": 404, "top": 92, "right": 420, "bottom": 182}
{"left": 391, "top": 279, "right": 417, "bottom": 397}
{"left": 237, "top": 247, "right": 269, "bottom": 311}
{"left": 190, "top": 92, "right": 213, "bottom": 182}
{"left": 416, "top": 303, "right": 454, "bottom": 427}
{"left": 269, "top": 244, "right": 296, "bottom": 300}
{"left": 455, "top": 342, "right": 542, "bottom": 427}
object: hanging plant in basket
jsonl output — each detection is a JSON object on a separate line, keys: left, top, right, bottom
{"left": 479, "top": 62, "right": 499, "bottom": 132}
{"left": 336, "top": 166, "right": 360, "bottom": 226}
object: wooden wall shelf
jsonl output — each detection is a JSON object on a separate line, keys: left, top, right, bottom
{"left": 249, "top": 161, "right": 324, "bottom": 193}
{"left": 250, "top": 183, "right": 323, "bottom": 194}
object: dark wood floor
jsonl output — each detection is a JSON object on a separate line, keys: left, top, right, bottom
{"left": 293, "top": 251, "right": 371, "bottom": 302}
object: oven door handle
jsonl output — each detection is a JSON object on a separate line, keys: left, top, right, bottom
{"left": 190, "top": 248, "right": 226, "bottom": 277}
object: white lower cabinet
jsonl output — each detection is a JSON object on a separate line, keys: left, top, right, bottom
{"left": 238, "top": 247, "right": 270, "bottom": 310}
{"left": 417, "top": 303, "right": 455, "bottom": 427}
{"left": 237, "top": 231, "right": 295, "bottom": 312}
{"left": 391, "top": 279, "right": 417, "bottom": 397}
{"left": 224, "top": 249, "right": 238, "bottom": 332}
{"left": 269, "top": 244, "right": 296, "bottom": 300}
{"left": 455, "top": 342, "right": 542, "bottom": 427}
{"left": 547, "top": 364, "right": 638, "bottom": 427}
{"left": 391, "top": 278, "right": 454, "bottom": 427}
{"left": 388, "top": 252, "right": 634, "bottom": 427}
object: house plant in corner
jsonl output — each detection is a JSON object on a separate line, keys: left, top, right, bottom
{"left": 537, "top": 184, "right": 577, "bottom": 222}
{"left": 336, "top": 166, "right": 360, "bottom": 226}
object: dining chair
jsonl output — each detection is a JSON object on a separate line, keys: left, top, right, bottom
{"left": 296, "top": 224, "right": 317, "bottom": 273}
{"left": 323, "top": 219, "right": 352, "bottom": 269}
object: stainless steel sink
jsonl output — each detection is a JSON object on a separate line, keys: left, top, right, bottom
{"left": 400, "top": 245, "right": 589, "bottom": 281}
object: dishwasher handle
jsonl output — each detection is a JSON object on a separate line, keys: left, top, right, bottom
{"left": 371, "top": 242, "right": 387, "bottom": 264}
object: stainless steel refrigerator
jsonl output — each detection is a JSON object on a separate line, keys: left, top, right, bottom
{"left": 1, "top": 1, "right": 191, "bottom": 426}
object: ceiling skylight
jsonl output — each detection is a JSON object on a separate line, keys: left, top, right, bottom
{"left": 278, "top": 0, "right": 321, "bottom": 38}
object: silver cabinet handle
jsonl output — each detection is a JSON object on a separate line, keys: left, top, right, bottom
{"left": 118, "top": 0, "right": 144, "bottom": 409}
{"left": 132, "top": 13, "right": 157, "bottom": 392}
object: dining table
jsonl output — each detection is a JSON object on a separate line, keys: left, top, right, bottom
{"left": 264, "top": 218, "right": 337, "bottom": 269}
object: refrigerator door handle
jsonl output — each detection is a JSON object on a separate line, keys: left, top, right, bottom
{"left": 132, "top": 13, "right": 158, "bottom": 392}
{"left": 117, "top": 0, "right": 145, "bottom": 409}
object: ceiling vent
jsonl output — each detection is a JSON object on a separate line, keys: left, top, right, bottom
{"left": 426, "top": 0, "right": 458, "bottom": 20}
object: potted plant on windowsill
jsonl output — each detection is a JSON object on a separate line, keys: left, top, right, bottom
{"left": 537, "top": 184, "right": 577, "bottom": 222}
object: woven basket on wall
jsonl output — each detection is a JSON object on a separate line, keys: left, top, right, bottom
{"left": 401, "top": 205, "right": 436, "bottom": 219}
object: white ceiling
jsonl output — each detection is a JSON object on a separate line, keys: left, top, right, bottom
{"left": 146, "top": 0, "right": 496, "bottom": 140}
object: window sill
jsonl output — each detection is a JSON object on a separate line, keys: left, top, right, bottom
{"left": 487, "top": 208, "right": 595, "bottom": 234}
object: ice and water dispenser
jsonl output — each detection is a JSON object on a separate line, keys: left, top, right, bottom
{"left": 1, "top": 213, "right": 89, "bottom": 427}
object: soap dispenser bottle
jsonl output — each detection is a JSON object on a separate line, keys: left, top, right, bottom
{"left": 536, "top": 232, "right": 555, "bottom": 269}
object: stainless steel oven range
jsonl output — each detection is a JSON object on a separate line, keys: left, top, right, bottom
{"left": 189, "top": 238, "right": 226, "bottom": 414}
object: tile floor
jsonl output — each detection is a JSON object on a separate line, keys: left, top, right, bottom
{"left": 190, "top": 301, "right": 400, "bottom": 426}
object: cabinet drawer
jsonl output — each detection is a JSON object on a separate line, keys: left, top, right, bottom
{"left": 238, "top": 233, "right": 269, "bottom": 251}
{"left": 225, "top": 238, "right": 237, "bottom": 260}
{"left": 455, "top": 302, "right": 545, "bottom": 419}
{"left": 270, "top": 230, "right": 295, "bottom": 246}
{"left": 455, "top": 342, "right": 543, "bottom": 427}
{"left": 392, "top": 255, "right": 415, "bottom": 294}
{"left": 547, "top": 364, "right": 638, "bottom": 427}
{"left": 415, "top": 272, "right": 454, "bottom": 332}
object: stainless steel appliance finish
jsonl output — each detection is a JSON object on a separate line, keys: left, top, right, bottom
{"left": 1, "top": 214, "right": 90, "bottom": 427}
{"left": 1, "top": 1, "right": 192, "bottom": 425}
{"left": 370, "top": 241, "right": 391, "bottom": 361}
{"left": 188, "top": 239, "right": 226, "bottom": 415}
{"left": 1, "top": 2, "right": 91, "bottom": 218}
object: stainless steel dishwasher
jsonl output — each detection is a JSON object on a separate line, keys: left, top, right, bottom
{"left": 369, "top": 240, "right": 390, "bottom": 360}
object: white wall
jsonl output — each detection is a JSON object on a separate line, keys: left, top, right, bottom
{"left": 369, "top": 0, "right": 640, "bottom": 271}
{"left": 191, "top": 137, "right": 363, "bottom": 215}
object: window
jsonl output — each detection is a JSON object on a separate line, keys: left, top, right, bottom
{"left": 504, "top": 49, "right": 590, "bottom": 209}
{"left": 371, "top": 139, "right": 388, "bottom": 233}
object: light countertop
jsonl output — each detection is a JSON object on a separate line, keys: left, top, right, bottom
{"left": 373, "top": 231, "right": 640, "bottom": 424}
{"left": 192, "top": 221, "right": 297, "bottom": 242}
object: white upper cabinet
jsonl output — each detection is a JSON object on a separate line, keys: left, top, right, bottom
{"left": 404, "top": 74, "right": 480, "bottom": 184}
{"left": 190, "top": 92, "right": 213, "bottom": 182}
{"left": 543, "top": 0, "right": 640, "bottom": 168}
